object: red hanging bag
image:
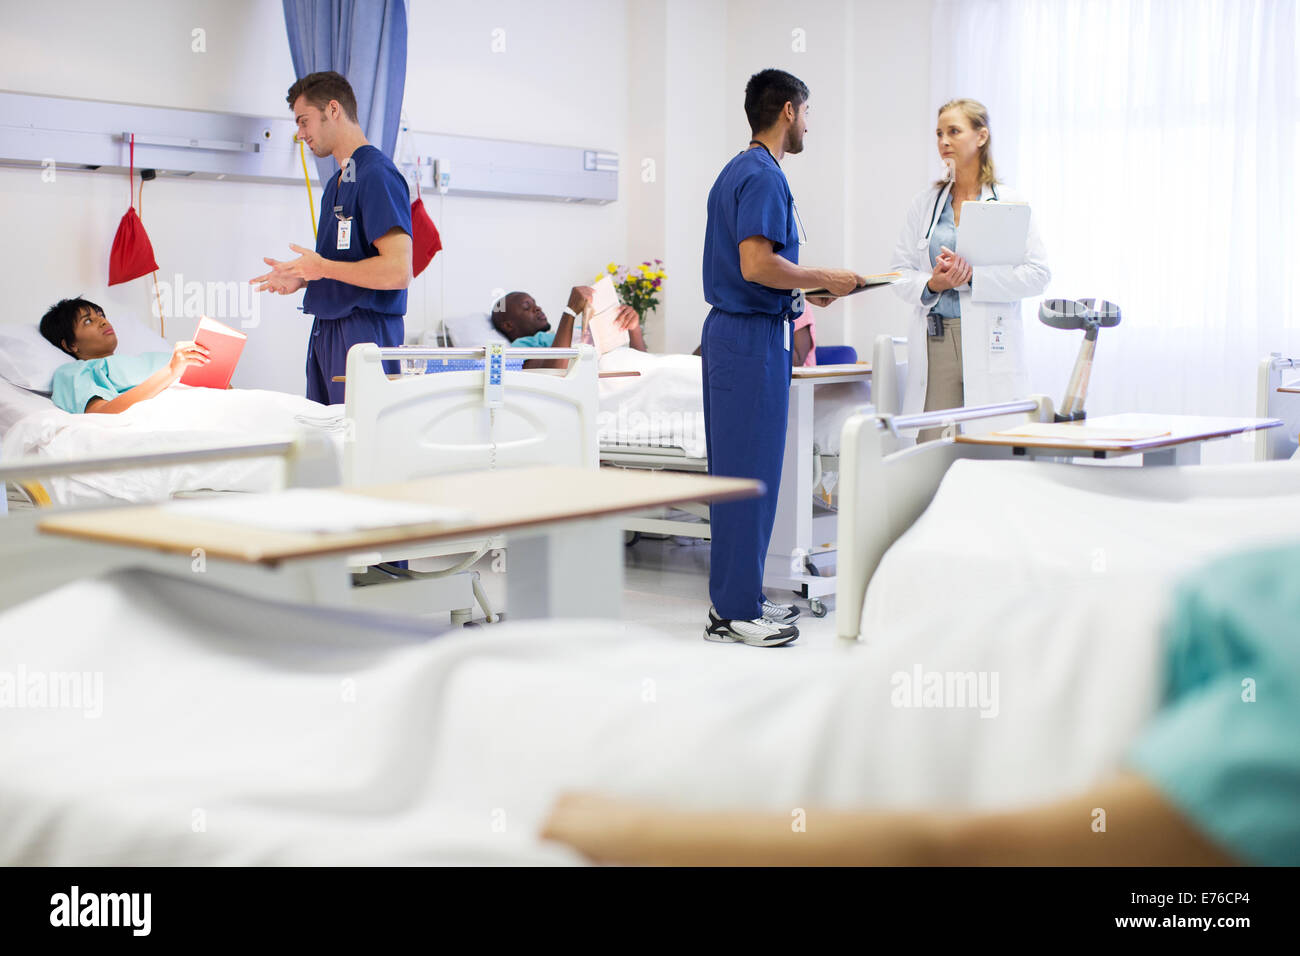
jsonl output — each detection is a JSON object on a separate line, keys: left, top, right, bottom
{"left": 410, "top": 157, "right": 442, "bottom": 278}
{"left": 108, "top": 134, "right": 159, "bottom": 285}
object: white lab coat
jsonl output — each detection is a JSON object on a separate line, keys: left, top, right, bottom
{"left": 889, "top": 181, "right": 1051, "bottom": 421}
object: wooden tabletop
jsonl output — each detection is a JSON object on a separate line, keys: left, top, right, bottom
{"left": 331, "top": 371, "right": 641, "bottom": 382}
{"left": 791, "top": 362, "right": 872, "bottom": 379}
{"left": 956, "top": 413, "right": 1281, "bottom": 453}
{"left": 38, "top": 466, "right": 760, "bottom": 566}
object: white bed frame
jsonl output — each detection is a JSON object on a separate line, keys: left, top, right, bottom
{"left": 1255, "top": 353, "right": 1300, "bottom": 461}
{"left": 835, "top": 396, "right": 1055, "bottom": 641}
{"left": 600, "top": 335, "right": 904, "bottom": 616}
{"left": 339, "top": 342, "right": 599, "bottom": 619}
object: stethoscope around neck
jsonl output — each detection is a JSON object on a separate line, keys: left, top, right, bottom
{"left": 918, "top": 180, "right": 999, "bottom": 248}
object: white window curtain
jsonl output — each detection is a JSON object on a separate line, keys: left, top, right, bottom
{"left": 932, "top": 0, "right": 1298, "bottom": 457}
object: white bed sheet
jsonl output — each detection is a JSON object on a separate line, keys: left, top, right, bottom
{"left": 0, "top": 565, "right": 1166, "bottom": 865}
{"left": 862, "top": 457, "right": 1300, "bottom": 642}
{"left": 1, "top": 385, "right": 344, "bottom": 506}
{"left": 596, "top": 349, "right": 869, "bottom": 458}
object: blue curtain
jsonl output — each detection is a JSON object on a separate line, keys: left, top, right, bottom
{"left": 282, "top": 0, "right": 408, "bottom": 182}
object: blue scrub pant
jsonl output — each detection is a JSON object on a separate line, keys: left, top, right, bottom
{"left": 701, "top": 307, "right": 791, "bottom": 621}
{"left": 306, "top": 309, "right": 405, "bottom": 405}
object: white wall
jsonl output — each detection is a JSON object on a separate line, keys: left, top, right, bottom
{"left": 0, "top": 0, "right": 629, "bottom": 395}
{"left": 627, "top": 0, "right": 933, "bottom": 357}
{"left": 0, "top": 0, "right": 311, "bottom": 393}
{"left": 402, "top": 0, "right": 628, "bottom": 335}
{"left": 0, "top": 0, "right": 931, "bottom": 390}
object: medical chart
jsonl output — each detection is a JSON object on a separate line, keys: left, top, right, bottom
{"left": 585, "top": 275, "right": 631, "bottom": 355}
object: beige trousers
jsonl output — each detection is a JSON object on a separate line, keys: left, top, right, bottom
{"left": 917, "top": 317, "right": 964, "bottom": 443}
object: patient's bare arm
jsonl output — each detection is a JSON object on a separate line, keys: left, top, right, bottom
{"left": 85, "top": 342, "right": 210, "bottom": 414}
{"left": 522, "top": 312, "right": 576, "bottom": 371}
{"left": 540, "top": 772, "right": 1237, "bottom": 866}
{"left": 793, "top": 326, "right": 813, "bottom": 366}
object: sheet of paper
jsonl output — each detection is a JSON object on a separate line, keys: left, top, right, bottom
{"left": 990, "top": 422, "right": 1172, "bottom": 441}
{"left": 163, "top": 489, "right": 473, "bottom": 534}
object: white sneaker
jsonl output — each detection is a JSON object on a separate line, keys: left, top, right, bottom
{"left": 704, "top": 607, "right": 799, "bottom": 647}
{"left": 761, "top": 599, "right": 801, "bottom": 625}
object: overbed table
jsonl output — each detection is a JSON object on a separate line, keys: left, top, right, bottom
{"left": 38, "top": 465, "right": 759, "bottom": 621}
{"left": 955, "top": 413, "right": 1282, "bottom": 466}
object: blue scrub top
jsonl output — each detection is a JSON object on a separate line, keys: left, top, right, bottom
{"left": 511, "top": 331, "right": 556, "bottom": 348}
{"left": 1128, "top": 542, "right": 1300, "bottom": 866}
{"left": 703, "top": 147, "right": 800, "bottom": 317}
{"left": 303, "top": 145, "right": 413, "bottom": 321}
{"left": 50, "top": 352, "right": 169, "bottom": 413}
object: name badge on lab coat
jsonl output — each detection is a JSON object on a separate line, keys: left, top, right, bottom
{"left": 337, "top": 219, "right": 352, "bottom": 251}
{"left": 990, "top": 317, "right": 1007, "bottom": 353}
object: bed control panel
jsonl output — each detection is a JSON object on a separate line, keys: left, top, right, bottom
{"left": 484, "top": 343, "right": 505, "bottom": 408}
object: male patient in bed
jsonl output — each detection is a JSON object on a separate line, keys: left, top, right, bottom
{"left": 491, "top": 286, "right": 646, "bottom": 370}
{"left": 39, "top": 297, "right": 210, "bottom": 414}
{"left": 544, "top": 545, "right": 1300, "bottom": 867}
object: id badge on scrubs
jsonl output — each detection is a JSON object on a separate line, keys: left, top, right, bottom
{"left": 990, "top": 317, "right": 1007, "bottom": 353}
{"left": 336, "top": 219, "right": 352, "bottom": 251}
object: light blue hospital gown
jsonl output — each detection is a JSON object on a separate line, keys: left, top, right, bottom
{"left": 1128, "top": 542, "right": 1300, "bottom": 866}
{"left": 511, "top": 331, "right": 557, "bottom": 348}
{"left": 50, "top": 353, "right": 169, "bottom": 414}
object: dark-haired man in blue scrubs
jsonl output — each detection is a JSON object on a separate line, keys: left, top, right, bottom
{"left": 700, "top": 68, "right": 864, "bottom": 647}
{"left": 252, "top": 70, "right": 412, "bottom": 405}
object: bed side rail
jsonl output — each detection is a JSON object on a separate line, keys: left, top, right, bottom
{"left": 835, "top": 396, "right": 1052, "bottom": 641}
{"left": 1256, "top": 354, "right": 1300, "bottom": 462}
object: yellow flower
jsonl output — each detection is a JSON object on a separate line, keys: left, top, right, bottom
{"left": 607, "top": 262, "right": 618, "bottom": 274}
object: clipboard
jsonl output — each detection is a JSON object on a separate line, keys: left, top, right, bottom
{"left": 956, "top": 201, "right": 1030, "bottom": 266}
{"left": 801, "top": 272, "right": 901, "bottom": 298}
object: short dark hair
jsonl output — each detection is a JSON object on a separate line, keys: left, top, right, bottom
{"left": 489, "top": 292, "right": 523, "bottom": 334}
{"left": 287, "top": 71, "right": 359, "bottom": 123}
{"left": 744, "top": 69, "right": 809, "bottom": 136}
{"left": 40, "top": 297, "right": 104, "bottom": 356}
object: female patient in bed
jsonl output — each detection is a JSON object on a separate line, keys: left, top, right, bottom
{"left": 39, "top": 297, "right": 210, "bottom": 414}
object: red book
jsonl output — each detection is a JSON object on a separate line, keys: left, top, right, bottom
{"left": 180, "top": 316, "right": 247, "bottom": 389}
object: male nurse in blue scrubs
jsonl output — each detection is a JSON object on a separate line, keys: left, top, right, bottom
{"left": 701, "top": 69, "right": 865, "bottom": 648}
{"left": 252, "top": 71, "right": 413, "bottom": 405}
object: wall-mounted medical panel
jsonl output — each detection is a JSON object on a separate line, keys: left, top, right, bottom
{"left": 0, "top": 91, "right": 618, "bottom": 204}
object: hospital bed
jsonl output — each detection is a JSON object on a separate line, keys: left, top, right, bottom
{"left": 1, "top": 487, "right": 1264, "bottom": 865}
{"left": 1, "top": 344, "right": 598, "bottom": 509}
{"left": 5, "top": 402, "right": 1298, "bottom": 865}
{"left": 601, "top": 335, "right": 905, "bottom": 617}
{"left": 1255, "top": 353, "right": 1300, "bottom": 461}
{"left": 834, "top": 398, "right": 1299, "bottom": 642}
{"left": 0, "top": 345, "right": 601, "bottom": 622}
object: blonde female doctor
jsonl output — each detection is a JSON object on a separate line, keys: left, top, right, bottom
{"left": 890, "top": 98, "right": 1050, "bottom": 440}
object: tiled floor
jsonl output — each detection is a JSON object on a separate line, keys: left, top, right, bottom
{"left": 467, "top": 532, "right": 844, "bottom": 653}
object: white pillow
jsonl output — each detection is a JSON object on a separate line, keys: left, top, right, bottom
{"left": 112, "top": 314, "right": 170, "bottom": 355}
{"left": 441, "top": 312, "right": 511, "bottom": 348}
{"left": 0, "top": 325, "right": 68, "bottom": 393}
{"left": 0, "top": 314, "right": 169, "bottom": 393}
{"left": 0, "top": 377, "right": 57, "bottom": 436}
